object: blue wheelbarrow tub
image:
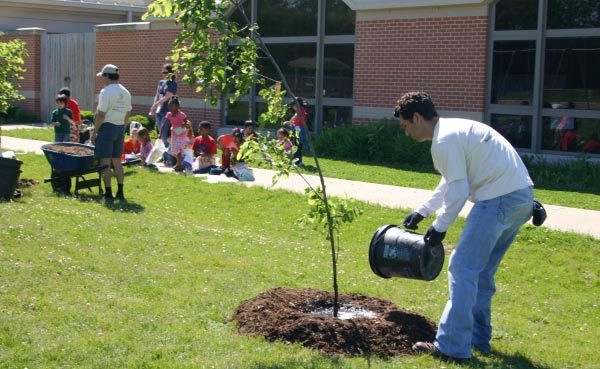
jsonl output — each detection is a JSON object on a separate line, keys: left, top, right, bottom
{"left": 41, "top": 143, "right": 97, "bottom": 173}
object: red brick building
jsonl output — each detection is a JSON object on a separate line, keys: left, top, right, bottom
{"left": 2, "top": 0, "right": 599, "bottom": 157}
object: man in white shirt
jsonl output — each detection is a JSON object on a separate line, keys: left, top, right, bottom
{"left": 91, "top": 64, "right": 132, "bottom": 201}
{"left": 395, "top": 92, "right": 534, "bottom": 362}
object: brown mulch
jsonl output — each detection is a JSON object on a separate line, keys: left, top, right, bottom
{"left": 44, "top": 144, "right": 94, "bottom": 156}
{"left": 17, "top": 178, "right": 39, "bottom": 188}
{"left": 231, "top": 287, "right": 437, "bottom": 357}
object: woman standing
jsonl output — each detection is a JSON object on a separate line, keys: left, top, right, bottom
{"left": 150, "top": 63, "right": 177, "bottom": 146}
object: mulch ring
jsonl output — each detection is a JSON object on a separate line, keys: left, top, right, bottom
{"left": 231, "top": 287, "right": 437, "bottom": 357}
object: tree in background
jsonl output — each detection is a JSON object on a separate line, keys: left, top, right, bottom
{"left": 0, "top": 34, "right": 28, "bottom": 145}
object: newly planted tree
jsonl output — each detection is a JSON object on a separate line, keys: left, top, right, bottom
{"left": 145, "top": 0, "right": 360, "bottom": 316}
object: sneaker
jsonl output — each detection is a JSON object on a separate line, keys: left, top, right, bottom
{"left": 412, "top": 342, "right": 470, "bottom": 363}
{"left": 115, "top": 192, "right": 125, "bottom": 201}
{"left": 103, "top": 193, "right": 114, "bottom": 202}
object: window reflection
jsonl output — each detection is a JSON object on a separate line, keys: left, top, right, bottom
{"left": 543, "top": 38, "right": 600, "bottom": 111}
{"left": 326, "top": 0, "right": 355, "bottom": 35}
{"left": 542, "top": 117, "right": 600, "bottom": 153}
{"left": 323, "top": 45, "right": 354, "bottom": 98}
{"left": 226, "top": 100, "right": 251, "bottom": 126}
{"left": 495, "top": 0, "right": 538, "bottom": 30}
{"left": 323, "top": 106, "right": 352, "bottom": 128}
{"left": 258, "top": 44, "right": 317, "bottom": 98}
{"left": 547, "top": 0, "right": 600, "bottom": 29}
{"left": 257, "top": 0, "right": 318, "bottom": 37}
{"left": 491, "top": 114, "right": 532, "bottom": 149}
{"left": 491, "top": 41, "right": 536, "bottom": 105}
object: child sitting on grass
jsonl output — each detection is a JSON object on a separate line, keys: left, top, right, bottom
{"left": 137, "top": 127, "right": 153, "bottom": 166}
{"left": 192, "top": 121, "right": 218, "bottom": 173}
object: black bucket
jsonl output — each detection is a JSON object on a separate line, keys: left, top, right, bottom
{"left": 369, "top": 225, "right": 445, "bottom": 281}
{"left": 0, "top": 157, "right": 23, "bottom": 201}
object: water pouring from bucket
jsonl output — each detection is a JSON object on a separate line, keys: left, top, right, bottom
{"left": 369, "top": 225, "right": 444, "bottom": 281}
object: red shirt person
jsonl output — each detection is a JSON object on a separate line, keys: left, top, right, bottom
{"left": 59, "top": 87, "right": 82, "bottom": 143}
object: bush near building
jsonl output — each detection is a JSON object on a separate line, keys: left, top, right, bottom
{"left": 314, "top": 119, "right": 433, "bottom": 168}
{"left": 314, "top": 119, "right": 600, "bottom": 192}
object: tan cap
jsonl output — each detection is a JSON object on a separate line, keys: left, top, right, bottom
{"left": 96, "top": 64, "right": 119, "bottom": 76}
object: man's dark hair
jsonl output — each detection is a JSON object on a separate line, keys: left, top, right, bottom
{"left": 104, "top": 73, "right": 119, "bottom": 81}
{"left": 200, "top": 121, "right": 211, "bottom": 130}
{"left": 55, "top": 94, "right": 68, "bottom": 103}
{"left": 59, "top": 87, "right": 71, "bottom": 97}
{"left": 394, "top": 92, "right": 438, "bottom": 121}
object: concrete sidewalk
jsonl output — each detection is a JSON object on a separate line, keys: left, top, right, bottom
{"left": 2, "top": 134, "right": 599, "bottom": 239}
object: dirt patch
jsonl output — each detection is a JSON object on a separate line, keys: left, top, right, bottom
{"left": 17, "top": 178, "right": 39, "bottom": 188}
{"left": 45, "top": 144, "right": 94, "bottom": 156}
{"left": 231, "top": 287, "right": 437, "bottom": 356}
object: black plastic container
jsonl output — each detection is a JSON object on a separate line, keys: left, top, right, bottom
{"left": 0, "top": 157, "right": 23, "bottom": 201}
{"left": 369, "top": 225, "right": 445, "bottom": 281}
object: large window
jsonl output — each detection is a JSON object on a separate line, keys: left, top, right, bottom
{"left": 258, "top": 44, "right": 317, "bottom": 98}
{"left": 488, "top": 0, "right": 600, "bottom": 156}
{"left": 226, "top": 0, "right": 355, "bottom": 132}
{"left": 323, "top": 45, "right": 354, "bottom": 98}
{"left": 491, "top": 114, "right": 533, "bottom": 149}
{"left": 495, "top": 0, "right": 539, "bottom": 30}
{"left": 257, "top": 0, "right": 318, "bottom": 37}
{"left": 547, "top": 0, "right": 600, "bottom": 29}
{"left": 543, "top": 37, "right": 600, "bottom": 110}
{"left": 491, "top": 41, "right": 536, "bottom": 105}
{"left": 326, "top": 0, "right": 355, "bottom": 35}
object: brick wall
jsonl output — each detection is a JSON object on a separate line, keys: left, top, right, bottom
{"left": 353, "top": 15, "right": 489, "bottom": 122}
{"left": 96, "top": 28, "right": 222, "bottom": 132}
{"left": 0, "top": 32, "right": 42, "bottom": 119}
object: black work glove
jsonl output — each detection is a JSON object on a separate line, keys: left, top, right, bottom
{"left": 403, "top": 212, "right": 424, "bottom": 230}
{"left": 424, "top": 225, "right": 446, "bottom": 246}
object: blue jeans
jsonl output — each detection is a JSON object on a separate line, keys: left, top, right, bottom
{"left": 434, "top": 187, "right": 533, "bottom": 359}
{"left": 156, "top": 112, "right": 170, "bottom": 146}
{"left": 54, "top": 132, "right": 71, "bottom": 142}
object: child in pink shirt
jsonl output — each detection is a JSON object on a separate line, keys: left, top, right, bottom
{"left": 165, "top": 96, "right": 188, "bottom": 171}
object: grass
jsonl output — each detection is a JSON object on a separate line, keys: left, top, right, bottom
{"left": 1, "top": 126, "right": 55, "bottom": 142}
{"left": 0, "top": 153, "right": 598, "bottom": 369}
{"left": 2, "top": 127, "right": 600, "bottom": 210}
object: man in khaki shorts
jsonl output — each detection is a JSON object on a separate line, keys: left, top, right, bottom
{"left": 91, "top": 64, "right": 132, "bottom": 201}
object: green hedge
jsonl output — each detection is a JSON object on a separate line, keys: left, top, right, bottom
{"left": 79, "top": 111, "right": 156, "bottom": 133}
{"left": 80, "top": 110, "right": 95, "bottom": 123}
{"left": 128, "top": 114, "right": 155, "bottom": 132}
{"left": 0, "top": 106, "right": 39, "bottom": 124}
{"left": 314, "top": 119, "right": 433, "bottom": 168}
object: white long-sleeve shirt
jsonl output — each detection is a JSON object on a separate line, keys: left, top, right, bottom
{"left": 414, "top": 118, "right": 533, "bottom": 232}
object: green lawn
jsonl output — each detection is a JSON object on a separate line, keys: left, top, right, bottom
{"left": 2, "top": 127, "right": 599, "bottom": 210}
{"left": 0, "top": 154, "right": 598, "bottom": 369}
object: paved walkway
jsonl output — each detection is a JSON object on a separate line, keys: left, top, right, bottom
{"left": 2, "top": 132, "right": 599, "bottom": 239}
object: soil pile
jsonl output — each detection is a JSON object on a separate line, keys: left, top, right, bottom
{"left": 17, "top": 178, "right": 38, "bottom": 188}
{"left": 231, "top": 287, "right": 436, "bottom": 356}
{"left": 45, "top": 144, "right": 94, "bottom": 156}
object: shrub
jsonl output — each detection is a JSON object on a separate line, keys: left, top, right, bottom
{"left": 0, "top": 106, "right": 39, "bottom": 124}
{"left": 314, "top": 119, "right": 433, "bottom": 168}
{"left": 80, "top": 110, "right": 95, "bottom": 123}
{"left": 522, "top": 154, "right": 600, "bottom": 191}
{"left": 128, "top": 114, "right": 155, "bottom": 132}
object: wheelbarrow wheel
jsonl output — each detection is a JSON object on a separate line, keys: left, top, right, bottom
{"left": 50, "top": 171, "right": 72, "bottom": 194}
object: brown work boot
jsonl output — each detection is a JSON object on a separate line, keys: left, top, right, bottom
{"left": 412, "top": 342, "right": 470, "bottom": 364}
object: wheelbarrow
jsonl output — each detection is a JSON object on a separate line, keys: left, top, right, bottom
{"left": 41, "top": 143, "right": 107, "bottom": 195}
